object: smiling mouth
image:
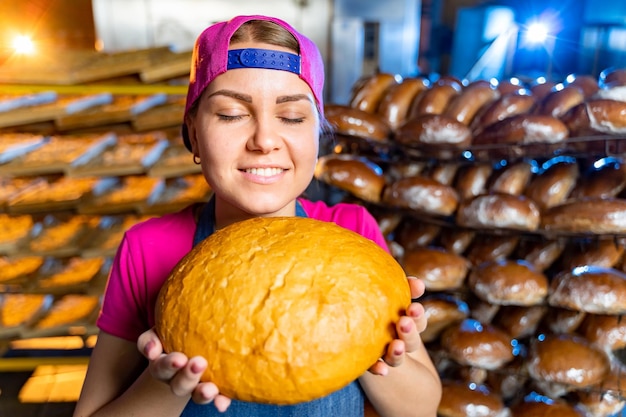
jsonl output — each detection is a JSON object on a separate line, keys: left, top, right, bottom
{"left": 244, "top": 167, "right": 285, "bottom": 177}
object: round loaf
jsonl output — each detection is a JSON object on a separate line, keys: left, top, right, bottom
{"left": 443, "top": 80, "right": 500, "bottom": 125}
{"left": 495, "top": 77, "right": 527, "bottom": 95}
{"left": 394, "top": 114, "right": 473, "bottom": 155}
{"left": 471, "top": 92, "right": 537, "bottom": 134}
{"left": 465, "top": 235, "right": 520, "bottom": 266}
{"left": 510, "top": 398, "right": 585, "bottom": 417}
{"left": 468, "top": 259, "right": 548, "bottom": 306}
{"left": 454, "top": 163, "right": 492, "bottom": 200}
{"left": 441, "top": 318, "right": 514, "bottom": 370}
{"left": 377, "top": 77, "right": 430, "bottom": 130}
{"left": 569, "top": 158, "right": 626, "bottom": 199}
{"left": 394, "top": 219, "right": 441, "bottom": 250}
{"left": 561, "top": 102, "right": 595, "bottom": 137}
{"left": 420, "top": 295, "right": 469, "bottom": 343}
{"left": 537, "top": 85, "right": 585, "bottom": 118}
{"left": 578, "top": 313, "right": 626, "bottom": 352}
{"left": 548, "top": 265, "right": 626, "bottom": 314}
{"left": 530, "top": 79, "right": 557, "bottom": 100}
{"left": 349, "top": 73, "right": 398, "bottom": 113}
{"left": 515, "top": 238, "right": 564, "bottom": 272}
{"left": 314, "top": 154, "right": 385, "bottom": 203}
{"left": 324, "top": 104, "right": 391, "bottom": 141}
{"left": 542, "top": 307, "right": 587, "bottom": 334}
{"left": 155, "top": 216, "right": 410, "bottom": 404}
{"left": 527, "top": 333, "right": 610, "bottom": 392}
{"left": 524, "top": 159, "right": 579, "bottom": 210}
{"left": 401, "top": 246, "right": 470, "bottom": 291}
{"left": 382, "top": 176, "right": 459, "bottom": 216}
{"left": 455, "top": 193, "right": 541, "bottom": 231}
{"left": 541, "top": 198, "right": 626, "bottom": 234}
{"left": 487, "top": 161, "right": 534, "bottom": 196}
{"left": 408, "top": 80, "right": 462, "bottom": 117}
{"left": 585, "top": 99, "right": 626, "bottom": 134}
{"left": 559, "top": 238, "right": 624, "bottom": 270}
{"left": 472, "top": 114, "right": 569, "bottom": 146}
{"left": 492, "top": 305, "right": 547, "bottom": 339}
{"left": 438, "top": 381, "right": 507, "bottom": 417}
{"left": 437, "top": 228, "right": 475, "bottom": 255}
{"left": 565, "top": 74, "right": 600, "bottom": 98}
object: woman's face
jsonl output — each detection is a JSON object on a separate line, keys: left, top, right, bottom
{"left": 187, "top": 41, "right": 320, "bottom": 218}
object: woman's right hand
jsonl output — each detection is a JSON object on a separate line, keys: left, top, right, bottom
{"left": 137, "top": 328, "right": 232, "bottom": 412}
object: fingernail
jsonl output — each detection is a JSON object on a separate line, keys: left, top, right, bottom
{"left": 144, "top": 340, "right": 154, "bottom": 355}
{"left": 401, "top": 323, "right": 411, "bottom": 333}
{"left": 394, "top": 348, "right": 403, "bottom": 356}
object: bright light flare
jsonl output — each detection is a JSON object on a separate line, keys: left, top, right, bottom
{"left": 525, "top": 21, "right": 549, "bottom": 44}
{"left": 11, "top": 35, "right": 35, "bottom": 55}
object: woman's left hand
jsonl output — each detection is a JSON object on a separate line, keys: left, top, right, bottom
{"left": 368, "top": 276, "right": 427, "bottom": 375}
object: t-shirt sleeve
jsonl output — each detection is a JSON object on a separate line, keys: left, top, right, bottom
{"left": 96, "top": 233, "right": 150, "bottom": 341}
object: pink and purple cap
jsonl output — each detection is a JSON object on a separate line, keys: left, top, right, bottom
{"left": 182, "top": 15, "right": 325, "bottom": 151}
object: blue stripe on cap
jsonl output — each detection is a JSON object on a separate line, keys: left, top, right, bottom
{"left": 227, "top": 48, "right": 301, "bottom": 74}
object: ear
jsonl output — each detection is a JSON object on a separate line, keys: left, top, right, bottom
{"left": 185, "top": 115, "right": 200, "bottom": 156}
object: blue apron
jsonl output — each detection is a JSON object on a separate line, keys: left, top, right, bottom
{"left": 181, "top": 197, "right": 365, "bottom": 416}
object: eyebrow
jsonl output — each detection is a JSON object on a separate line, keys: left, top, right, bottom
{"left": 208, "top": 90, "right": 312, "bottom": 105}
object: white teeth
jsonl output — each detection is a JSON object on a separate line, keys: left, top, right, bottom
{"left": 245, "top": 167, "right": 283, "bottom": 177}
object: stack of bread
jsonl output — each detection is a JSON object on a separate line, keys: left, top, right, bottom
{"left": 315, "top": 67, "right": 626, "bottom": 417}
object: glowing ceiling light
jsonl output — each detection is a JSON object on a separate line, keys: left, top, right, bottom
{"left": 12, "top": 35, "right": 35, "bottom": 55}
{"left": 524, "top": 21, "right": 550, "bottom": 44}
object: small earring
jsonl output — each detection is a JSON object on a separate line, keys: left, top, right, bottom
{"left": 193, "top": 155, "right": 201, "bottom": 165}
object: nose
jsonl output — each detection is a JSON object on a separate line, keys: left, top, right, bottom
{"left": 246, "top": 115, "right": 281, "bottom": 153}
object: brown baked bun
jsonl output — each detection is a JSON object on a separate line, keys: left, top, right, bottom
{"left": 468, "top": 260, "right": 548, "bottom": 306}
{"left": 393, "top": 219, "right": 441, "bottom": 251}
{"left": 401, "top": 246, "right": 470, "bottom": 291}
{"left": 454, "top": 163, "right": 492, "bottom": 201}
{"left": 565, "top": 74, "right": 600, "bottom": 98}
{"left": 471, "top": 92, "right": 537, "bottom": 134}
{"left": 444, "top": 80, "right": 500, "bottom": 125}
{"left": 536, "top": 84, "right": 585, "bottom": 118}
{"left": 465, "top": 234, "right": 520, "bottom": 266}
{"left": 548, "top": 266, "right": 626, "bottom": 314}
{"left": 441, "top": 318, "right": 515, "bottom": 370}
{"left": 382, "top": 175, "right": 459, "bottom": 216}
{"left": 584, "top": 99, "right": 626, "bottom": 134}
{"left": 428, "top": 162, "right": 461, "bottom": 186}
{"left": 438, "top": 381, "right": 508, "bottom": 417}
{"left": 495, "top": 77, "right": 527, "bottom": 95}
{"left": 155, "top": 216, "right": 410, "bottom": 404}
{"left": 570, "top": 158, "right": 626, "bottom": 199}
{"left": 314, "top": 154, "right": 385, "bottom": 203}
{"left": 394, "top": 114, "right": 473, "bottom": 156}
{"left": 324, "top": 104, "right": 391, "bottom": 142}
{"left": 578, "top": 313, "right": 626, "bottom": 353}
{"left": 455, "top": 193, "right": 541, "bottom": 231}
{"left": 530, "top": 79, "right": 557, "bottom": 100}
{"left": 524, "top": 159, "right": 579, "bottom": 210}
{"left": 515, "top": 238, "right": 565, "bottom": 272}
{"left": 541, "top": 198, "right": 626, "bottom": 234}
{"left": 377, "top": 77, "right": 430, "bottom": 130}
{"left": 437, "top": 228, "right": 475, "bottom": 255}
{"left": 510, "top": 397, "right": 585, "bottom": 417}
{"left": 493, "top": 305, "right": 547, "bottom": 339}
{"left": 559, "top": 238, "right": 624, "bottom": 270}
{"left": 421, "top": 294, "right": 469, "bottom": 343}
{"left": 527, "top": 333, "right": 610, "bottom": 397}
{"left": 472, "top": 114, "right": 569, "bottom": 146}
{"left": 408, "top": 80, "right": 462, "bottom": 117}
{"left": 487, "top": 161, "right": 534, "bottom": 196}
{"left": 541, "top": 307, "right": 587, "bottom": 334}
{"left": 349, "top": 72, "right": 398, "bottom": 113}
{"left": 576, "top": 360, "right": 626, "bottom": 417}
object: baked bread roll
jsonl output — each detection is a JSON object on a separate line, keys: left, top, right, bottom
{"left": 382, "top": 176, "right": 459, "bottom": 216}
{"left": 465, "top": 235, "right": 519, "bottom": 266}
{"left": 468, "top": 260, "right": 548, "bottom": 306}
{"left": 377, "top": 77, "right": 430, "bottom": 130}
{"left": 559, "top": 238, "right": 624, "bottom": 270}
{"left": 408, "top": 79, "right": 462, "bottom": 117}
{"left": 443, "top": 80, "right": 500, "bottom": 125}
{"left": 427, "top": 163, "right": 460, "bottom": 186}
{"left": 524, "top": 159, "right": 579, "bottom": 210}
{"left": 536, "top": 84, "right": 585, "bottom": 118}
{"left": 584, "top": 99, "right": 626, "bottom": 134}
{"left": 541, "top": 306, "right": 587, "bottom": 334}
{"left": 394, "top": 114, "right": 472, "bottom": 156}
{"left": 548, "top": 266, "right": 626, "bottom": 315}
{"left": 455, "top": 193, "right": 541, "bottom": 231}
{"left": 569, "top": 158, "right": 626, "bottom": 199}
{"left": 564, "top": 74, "right": 600, "bottom": 98}
{"left": 314, "top": 154, "right": 385, "bottom": 203}
{"left": 541, "top": 198, "right": 626, "bottom": 234}
{"left": 438, "top": 381, "right": 508, "bottom": 417}
{"left": 454, "top": 163, "right": 492, "bottom": 201}
{"left": 472, "top": 114, "right": 569, "bottom": 146}
{"left": 401, "top": 246, "right": 470, "bottom": 291}
{"left": 509, "top": 397, "right": 586, "bottom": 417}
{"left": 578, "top": 313, "right": 626, "bottom": 353}
{"left": 530, "top": 79, "right": 557, "bottom": 100}
{"left": 324, "top": 104, "right": 391, "bottom": 142}
{"left": 349, "top": 73, "right": 398, "bottom": 113}
{"left": 441, "top": 318, "right": 514, "bottom": 370}
{"left": 420, "top": 294, "right": 469, "bottom": 343}
{"left": 470, "top": 92, "right": 537, "bottom": 134}
{"left": 436, "top": 228, "right": 475, "bottom": 255}
{"left": 514, "top": 238, "right": 564, "bottom": 272}
{"left": 492, "top": 305, "right": 547, "bottom": 339}
{"left": 575, "top": 360, "right": 626, "bottom": 417}
{"left": 527, "top": 333, "right": 610, "bottom": 397}
{"left": 393, "top": 219, "right": 441, "bottom": 250}
{"left": 487, "top": 161, "right": 534, "bottom": 196}
{"left": 155, "top": 216, "right": 410, "bottom": 404}
{"left": 495, "top": 77, "right": 527, "bottom": 95}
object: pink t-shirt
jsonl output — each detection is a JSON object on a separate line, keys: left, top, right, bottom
{"left": 97, "top": 198, "right": 388, "bottom": 342}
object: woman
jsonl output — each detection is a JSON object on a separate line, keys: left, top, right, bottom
{"left": 73, "top": 15, "right": 441, "bottom": 417}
